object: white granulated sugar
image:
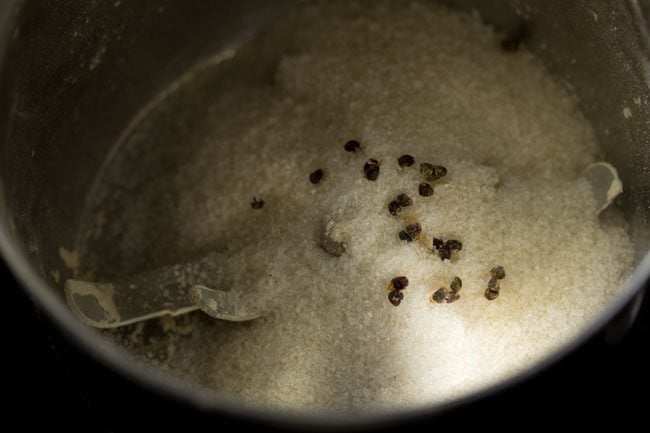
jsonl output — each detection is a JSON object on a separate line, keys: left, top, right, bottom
{"left": 80, "top": 2, "right": 633, "bottom": 413}
{"left": 623, "top": 107, "right": 632, "bottom": 118}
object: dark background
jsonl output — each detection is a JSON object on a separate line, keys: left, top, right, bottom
{"left": 2, "top": 258, "right": 648, "bottom": 432}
